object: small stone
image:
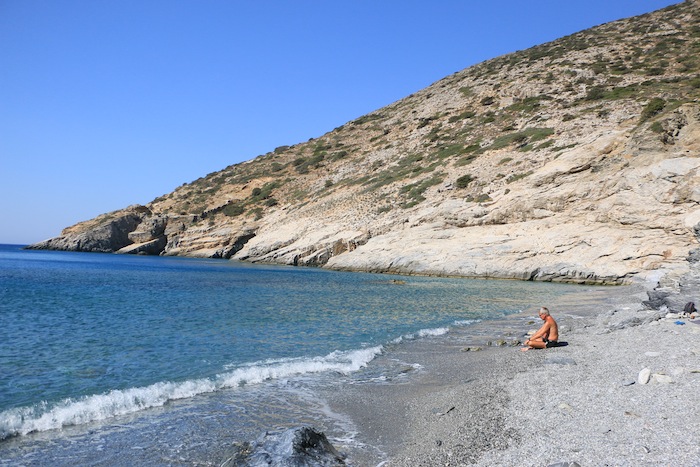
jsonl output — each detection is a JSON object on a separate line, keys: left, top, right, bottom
{"left": 558, "top": 402, "right": 573, "bottom": 412}
{"left": 644, "top": 351, "right": 661, "bottom": 357}
{"left": 652, "top": 373, "right": 673, "bottom": 384}
{"left": 638, "top": 368, "right": 651, "bottom": 385}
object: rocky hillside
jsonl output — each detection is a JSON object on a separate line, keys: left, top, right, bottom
{"left": 30, "top": 0, "right": 700, "bottom": 286}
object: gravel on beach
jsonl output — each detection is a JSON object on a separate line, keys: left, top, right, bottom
{"left": 326, "top": 285, "right": 700, "bottom": 466}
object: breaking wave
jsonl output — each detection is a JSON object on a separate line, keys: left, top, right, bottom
{"left": 0, "top": 319, "right": 486, "bottom": 440}
{"left": 0, "top": 346, "right": 382, "bottom": 440}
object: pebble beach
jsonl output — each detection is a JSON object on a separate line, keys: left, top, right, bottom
{"left": 324, "top": 284, "right": 700, "bottom": 466}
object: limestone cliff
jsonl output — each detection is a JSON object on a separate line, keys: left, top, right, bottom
{"left": 29, "top": 1, "right": 700, "bottom": 285}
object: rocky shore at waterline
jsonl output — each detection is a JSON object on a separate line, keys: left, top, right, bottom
{"left": 314, "top": 283, "right": 700, "bottom": 466}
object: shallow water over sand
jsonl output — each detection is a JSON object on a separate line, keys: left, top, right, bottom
{"left": 0, "top": 244, "right": 622, "bottom": 465}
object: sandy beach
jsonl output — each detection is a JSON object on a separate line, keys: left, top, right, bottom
{"left": 324, "top": 284, "right": 700, "bottom": 466}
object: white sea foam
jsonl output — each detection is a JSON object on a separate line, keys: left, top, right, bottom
{"left": 0, "top": 346, "right": 383, "bottom": 440}
{"left": 416, "top": 327, "right": 449, "bottom": 337}
{"left": 218, "top": 346, "right": 383, "bottom": 387}
{"left": 454, "top": 318, "right": 481, "bottom": 326}
{"left": 390, "top": 325, "right": 452, "bottom": 344}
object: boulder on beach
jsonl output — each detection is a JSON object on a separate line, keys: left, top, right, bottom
{"left": 221, "top": 426, "right": 345, "bottom": 467}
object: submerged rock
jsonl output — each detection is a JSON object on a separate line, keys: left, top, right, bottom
{"left": 221, "top": 426, "right": 345, "bottom": 467}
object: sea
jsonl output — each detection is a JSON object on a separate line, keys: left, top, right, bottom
{"left": 0, "top": 244, "right": 615, "bottom": 465}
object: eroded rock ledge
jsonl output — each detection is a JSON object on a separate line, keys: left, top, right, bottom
{"left": 26, "top": 1, "right": 700, "bottom": 287}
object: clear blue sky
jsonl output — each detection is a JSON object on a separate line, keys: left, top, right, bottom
{"left": 0, "top": 0, "right": 679, "bottom": 245}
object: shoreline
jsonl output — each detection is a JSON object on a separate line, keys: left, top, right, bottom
{"left": 323, "top": 283, "right": 700, "bottom": 466}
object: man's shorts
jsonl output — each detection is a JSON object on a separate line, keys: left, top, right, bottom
{"left": 544, "top": 339, "right": 559, "bottom": 348}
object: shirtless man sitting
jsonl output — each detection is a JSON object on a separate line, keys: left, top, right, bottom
{"left": 521, "top": 307, "right": 559, "bottom": 351}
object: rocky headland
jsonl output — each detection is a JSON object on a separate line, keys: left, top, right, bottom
{"left": 29, "top": 1, "right": 700, "bottom": 299}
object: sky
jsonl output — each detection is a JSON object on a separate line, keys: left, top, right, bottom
{"left": 0, "top": 0, "right": 680, "bottom": 245}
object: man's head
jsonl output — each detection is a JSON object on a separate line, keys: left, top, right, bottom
{"left": 539, "top": 307, "right": 550, "bottom": 319}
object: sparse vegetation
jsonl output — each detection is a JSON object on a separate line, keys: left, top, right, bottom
{"left": 92, "top": 0, "right": 700, "bottom": 264}
{"left": 223, "top": 203, "right": 245, "bottom": 217}
{"left": 506, "top": 171, "right": 534, "bottom": 184}
{"left": 400, "top": 175, "right": 444, "bottom": 207}
{"left": 487, "top": 128, "right": 554, "bottom": 152}
{"left": 640, "top": 97, "right": 666, "bottom": 121}
{"left": 455, "top": 174, "right": 475, "bottom": 188}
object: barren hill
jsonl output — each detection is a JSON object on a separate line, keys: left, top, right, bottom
{"left": 30, "top": 1, "right": 700, "bottom": 286}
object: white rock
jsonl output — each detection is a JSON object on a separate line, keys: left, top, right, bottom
{"left": 638, "top": 368, "right": 652, "bottom": 385}
{"left": 652, "top": 374, "right": 674, "bottom": 384}
{"left": 644, "top": 351, "right": 662, "bottom": 357}
{"left": 558, "top": 402, "right": 574, "bottom": 412}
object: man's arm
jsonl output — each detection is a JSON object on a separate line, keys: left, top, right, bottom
{"left": 531, "top": 321, "right": 551, "bottom": 340}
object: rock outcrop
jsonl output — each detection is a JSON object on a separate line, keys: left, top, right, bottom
{"left": 220, "top": 426, "right": 345, "bottom": 467}
{"left": 27, "top": 205, "right": 151, "bottom": 253}
{"left": 28, "top": 1, "right": 700, "bottom": 286}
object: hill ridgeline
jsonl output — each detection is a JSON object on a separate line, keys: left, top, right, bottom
{"left": 30, "top": 1, "right": 700, "bottom": 299}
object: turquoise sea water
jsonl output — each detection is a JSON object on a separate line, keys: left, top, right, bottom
{"left": 0, "top": 244, "right": 598, "bottom": 465}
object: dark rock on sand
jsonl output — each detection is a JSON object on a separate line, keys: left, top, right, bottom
{"left": 220, "top": 426, "right": 345, "bottom": 467}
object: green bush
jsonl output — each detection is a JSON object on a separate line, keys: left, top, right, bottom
{"left": 455, "top": 174, "right": 475, "bottom": 188}
{"left": 251, "top": 182, "right": 278, "bottom": 202}
{"left": 457, "top": 154, "right": 478, "bottom": 166}
{"left": 481, "top": 113, "right": 496, "bottom": 124}
{"left": 223, "top": 203, "right": 245, "bottom": 217}
{"left": 585, "top": 86, "right": 606, "bottom": 100}
{"left": 448, "top": 110, "right": 476, "bottom": 123}
{"left": 640, "top": 97, "right": 665, "bottom": 121}
{"left": 650, "top": 121, "right": 664, "bottom": 133}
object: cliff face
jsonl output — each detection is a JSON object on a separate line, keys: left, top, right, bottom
{"left": 29, "top": 1, "right": 700, "bottom": 285}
